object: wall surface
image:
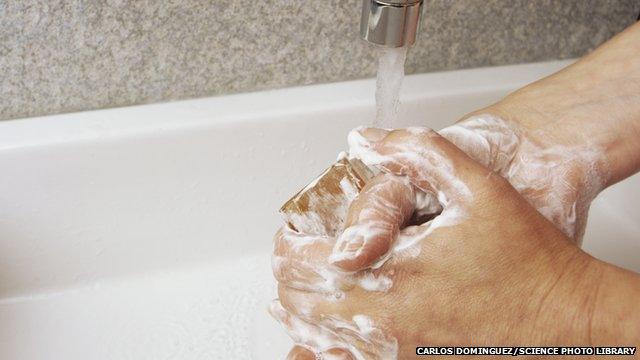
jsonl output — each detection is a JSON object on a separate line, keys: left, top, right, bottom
{"left": 1, "top": 0, "right": 638, "bottom": 121}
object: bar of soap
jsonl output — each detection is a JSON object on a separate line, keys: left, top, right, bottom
{"left": 280, "top": 157, "right": 373, "bottom": 236}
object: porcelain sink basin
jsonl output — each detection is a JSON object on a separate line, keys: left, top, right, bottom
{"left": 0, "top": 60, "right": 637, "bottom": 359}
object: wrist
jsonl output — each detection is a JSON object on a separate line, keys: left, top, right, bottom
{"left": 588, "top": 262, "right": 640, "bottom": 345}
{"left": 529, "top": 246, "right": 640, "bottom": 346}
{"left": 471, "top": 23, "right": 640, "bottom": 187}
{"left": 523, "top": 245, "right": 603, "bottom": 345}
{"left": 482, "top": 88, "right": 640, "bottom": 188}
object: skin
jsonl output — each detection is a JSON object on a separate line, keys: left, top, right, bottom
{"left": 275, "top": 22, "right": 640, "bottom": 359}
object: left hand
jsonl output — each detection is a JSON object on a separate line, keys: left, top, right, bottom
{"left": 439, "top": 113, "right": 605, "bottom": 243}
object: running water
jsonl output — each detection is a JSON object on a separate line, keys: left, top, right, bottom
{"left": 374, "top": 47, "right": 408, "bottom": 128}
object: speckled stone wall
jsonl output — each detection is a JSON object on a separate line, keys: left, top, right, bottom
{"left": 1, "top": 0, "right": 638, "bottom": 121}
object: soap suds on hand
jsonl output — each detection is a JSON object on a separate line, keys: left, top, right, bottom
{"left": 441, "top": 114, "right": 607, "bottom": 241}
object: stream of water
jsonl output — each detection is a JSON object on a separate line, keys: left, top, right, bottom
{"left": 373, "top": 47, "right": 408, "bottom": 129}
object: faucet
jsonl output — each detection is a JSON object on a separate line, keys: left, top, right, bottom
{"left": 360, "top": 0, "right": 424, "bottom": 48}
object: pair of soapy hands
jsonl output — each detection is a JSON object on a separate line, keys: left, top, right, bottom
{"left": 271, "top": 112, "right": 607, "bottom": 359}
{"left": 271, "top": 21, "right": 640, "bottom": 358}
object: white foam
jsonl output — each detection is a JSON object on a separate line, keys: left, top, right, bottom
{"left": 441, "top": 114, "right": 607, "bottom": 241}
{"left": 270, "top": 302, "right": 397, "bottom": 360}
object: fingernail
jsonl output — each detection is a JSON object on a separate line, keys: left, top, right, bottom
{"left": 359, "top": 127, "right": 388, "bottom": 143}
{"left": 329, "top": 226, "right": 363, "bottom": 264}
{"left": 336, "top": 226, "right": 364, "bottom": 253}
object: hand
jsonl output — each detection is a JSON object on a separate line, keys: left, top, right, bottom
{"left": 272, "top": 22, "right": 640, "bottom": 358}
{"left": 439, "top": 113, "right": 606, "bottom": 242}
{"left": 272, "top": 128, "right": 620, "bottom": 358}
{"left": 438, "top": 21, "right": 640, "bottom": 243}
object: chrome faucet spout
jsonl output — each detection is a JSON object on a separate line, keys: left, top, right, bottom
{"left": 360, "top": 0, "right": 424, "bottom": 48}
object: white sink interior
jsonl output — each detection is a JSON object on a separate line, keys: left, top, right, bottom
{"left": 0, "top": 60, "right": 637, "bottom": 359}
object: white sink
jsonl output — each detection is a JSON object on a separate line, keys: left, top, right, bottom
{"left": 0, "top": 60, "right": 637, "bottom": 359}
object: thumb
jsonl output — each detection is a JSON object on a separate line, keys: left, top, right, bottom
{"left": 329, "top": 173, "right": 417, "bottom": 271}
{"left": 330, "top": 127, "right": 491, "bottom": 272}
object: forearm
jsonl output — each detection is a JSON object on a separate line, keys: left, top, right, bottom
{"left": 478, "top": 22, "right": 640, "bottom": 187}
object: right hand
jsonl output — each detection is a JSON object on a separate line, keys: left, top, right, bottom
{"left": 274, "top": 127, "right": 610, "bottom": 359}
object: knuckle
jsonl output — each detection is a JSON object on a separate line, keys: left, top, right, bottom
{"left": 272, "top": 230, "right": 288, "bottom": 256}
{"left": 271, "top": 255, "right": 289, "bottom": 283}
{"left": 277, "top": 284, "right": 297, "bottom": 313}
{"left": 384, "top": 129, "right": 408, "bottom": 143}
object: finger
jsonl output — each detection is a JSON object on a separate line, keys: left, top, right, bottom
{"left": 273, "top": 227, "right": 393, "bottom": 294}
{"left": 269, "top": 300, "right": 345, "bottom": 353}
{"left": 272, "top": 227, "right": 351, "bottom": 293}
{"left": 277, "top": 284, "right": 370, "bottom": 332}
{"left": 322, "top": 348, "right": 355, "bottom": 360}
{"left": 275, "top": 287, "right": 376, "bottom": 358}
{"left": 286, "top": 346, "right": 354, "bottom": 360}
{"left": 272, "top": 295, "right": 392, "bottom": 360}
{"left": 278, "top": 283, "right": 329, "bottom": 318}
{"left": 329, "top": 173, "right": 416, "bottom": 271}
{"left": 269, "top": 299, "right": 331, "bottom": 346}
{"left": 439, "top": 116, "right": 520, "bottom": 174}
{"left": 286, "top": 346, "right": 316, "bottom": 360}
{"left": 348, "top": 127, "right": 491, "bottom": 202}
